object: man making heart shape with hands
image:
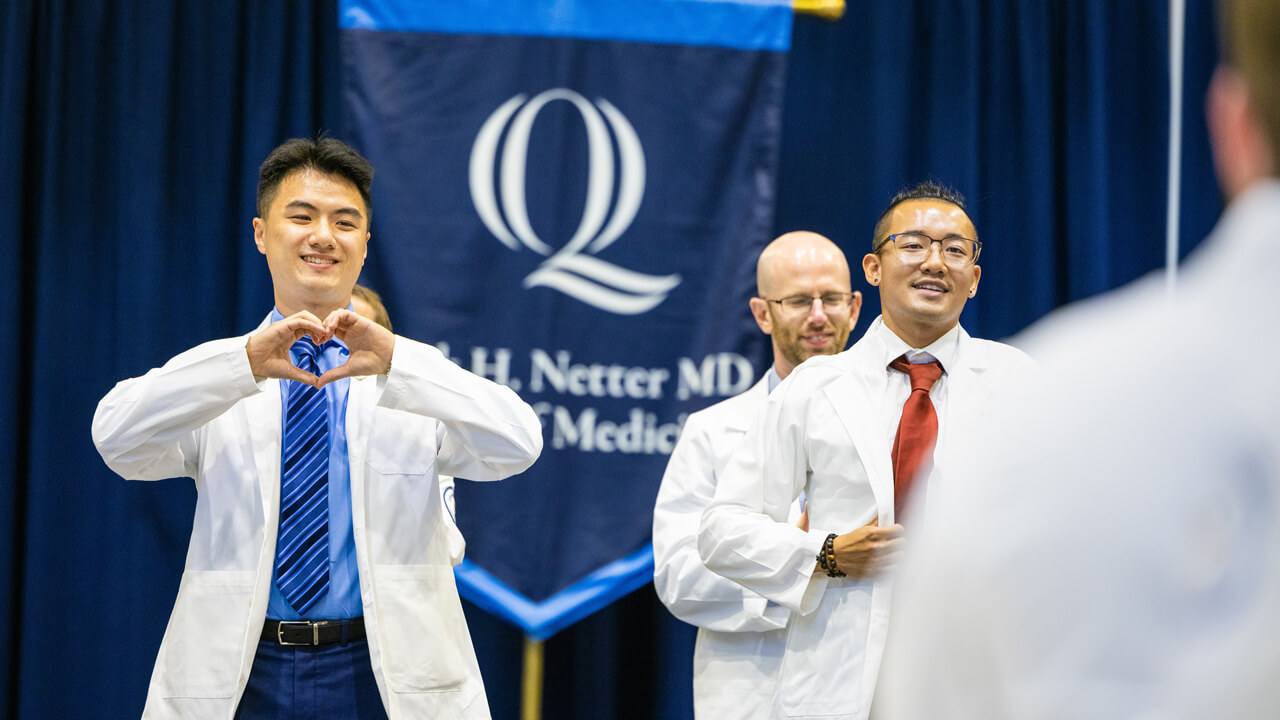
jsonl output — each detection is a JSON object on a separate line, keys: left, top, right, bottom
{"left": 94, "top": 137, "right": 543, "bottom": 720}
{"left": 245, "top": 307, "right": 395, "bottom": 389}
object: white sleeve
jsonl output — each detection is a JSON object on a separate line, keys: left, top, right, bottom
{"left": 698, "top": 375, "right": 830, "bottom": 615}
{"left": 92, "top": 336, "right": 264, "bottom": 481}
{"left": 378, "top": 337, "right": 543, "bottom": 481}
{"left": 653, "top": 409, "right": 790, "bottom": 632}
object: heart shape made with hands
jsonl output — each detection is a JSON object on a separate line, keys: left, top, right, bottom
{"left": 248, "top": 309, "right": 394, "bottom": 388}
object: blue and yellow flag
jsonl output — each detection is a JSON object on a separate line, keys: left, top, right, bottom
{"left": 340, "top": 0, "right": 792, "bottom": 639}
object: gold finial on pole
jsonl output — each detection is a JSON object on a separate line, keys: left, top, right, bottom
{"left": 793, "top": 0, "right": 845, "bottom": 21}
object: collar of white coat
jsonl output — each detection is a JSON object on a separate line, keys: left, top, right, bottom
{"left": 1196, "top": 178, "right": 1280, "bottom": 273}
{"left": 870, "top": 315, "right": 963, "bottom": 373}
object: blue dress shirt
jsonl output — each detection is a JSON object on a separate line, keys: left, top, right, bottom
{"left": 765, "top": 365, "right": 781, "bottom": 394}
{"left": 266, "top": 307, "right": 362, "bottom": 620}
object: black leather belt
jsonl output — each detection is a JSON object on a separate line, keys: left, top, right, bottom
{"left": 262, "top": 617, "right": 365, "bottom": 646}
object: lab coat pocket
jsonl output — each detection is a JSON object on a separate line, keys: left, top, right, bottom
{"left": 778, "top": 580, "right": 873, "bottom": 718}
{"left": 375, "top": 564, "right": 469, "bottom": 693}
{"left": 158, "top": 570, "right": 255, "bottom": 699}
{"left": 365, "top": 412, "right": 434, "bottom": 475}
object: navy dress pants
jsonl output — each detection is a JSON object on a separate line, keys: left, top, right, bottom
{"left": 234, "top": 637, "right": 387, "bottom": 720}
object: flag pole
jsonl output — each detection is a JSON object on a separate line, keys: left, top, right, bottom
{"left": 1165, "top": 0, "right": 1186, "bottom": 298}
{"left": 521, "top": 634, "right": 545, "bottom": 720}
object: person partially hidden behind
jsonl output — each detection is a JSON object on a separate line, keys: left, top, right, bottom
{"left": 349, "top": 283, "right": 392, "bottom": 335}
{"left": 653, "top": 231, "right": 861, "bottom": 719}
{"left": 698, "top": 182, "right": 1033, "bottom": 720}
{"left": 93, "top": 137, "right": 542, "bottom": 719}
{"left": 351, "top": 282, "right": 466, "bottom": 567}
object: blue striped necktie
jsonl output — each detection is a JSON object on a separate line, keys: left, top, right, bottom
{"left": 275, "top": 337, "right": 331, "bottom": 615}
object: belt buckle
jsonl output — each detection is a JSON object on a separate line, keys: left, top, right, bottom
{"left": 277, "top": 620, "right": 319, "bottom": 646}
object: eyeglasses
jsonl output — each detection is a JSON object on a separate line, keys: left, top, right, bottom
{"left": 761, "top": 292, "right": 856, "bottom": 314}
{"left": 874, "top": 232, "right": 982, "bottom": 266}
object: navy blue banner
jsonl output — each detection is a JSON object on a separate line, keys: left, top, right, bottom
{"left": 340, "top": 0, "right": 790, "bottom": 637}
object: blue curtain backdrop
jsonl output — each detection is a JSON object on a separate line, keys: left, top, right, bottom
{"left": 0, "top": 1, "right": 1220, "bottom": 719}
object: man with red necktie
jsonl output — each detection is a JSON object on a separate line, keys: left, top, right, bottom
{"left": 880, "top": 2, "right": 1280, "bottom": 718}
{"left": 699, "top": 181, "right": 1034, "bottom": 720}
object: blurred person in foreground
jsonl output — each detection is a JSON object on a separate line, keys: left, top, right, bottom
{"left": 352, "top": 282, "right": 465, "bottom": 567}
{"left": 699, "top": 182, "right": 1033, "bottom": 719}
{"left": 877, "top": 2, "right": 1280, "bottom": 719}
{"left": 653, "top": 232, "right": 860, "bottom": 719}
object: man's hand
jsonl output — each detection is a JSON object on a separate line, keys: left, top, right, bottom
{"left": 246, "top": 311, "right": 330, "bottom": 386}
{"left": 830, "top": 518, "right": 904, "bottom": 579}
{"left": 316, "top": 309, "right": 395, "bottom": 387}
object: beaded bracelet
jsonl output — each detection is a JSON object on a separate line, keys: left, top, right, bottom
{"left": 816, "top": 532, "right": 846, "bottom": 578}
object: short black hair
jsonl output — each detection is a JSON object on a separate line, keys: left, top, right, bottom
{"left": 256, "top": 136, "right": 374, "bottom": 221}
{"left": 871, "top": 181, "right": 973, "bottom": 251}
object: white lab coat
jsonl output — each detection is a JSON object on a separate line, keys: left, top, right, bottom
{"left": 438, "top": 474, "right": 466, "bottom": 566}
{"left": 876, "top": 180, "right": 1280, "bottom": 720}
{"left": 654, "top": 375, "right": 800, "bottom": 720}
{"left": 92, "top": 319, "right": 542, "bottom": 720}
{"left": 699, "top": 320, "right": 1033, "bottom": 720}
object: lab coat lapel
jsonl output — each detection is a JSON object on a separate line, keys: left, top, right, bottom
{"left": 346, "top": 374, "right": 376, "bottom": 498}
{"left": 934, "top": 327, "right": 985, "bottom": 486}
{"left": 244, "top": 316, "right": 283, "bottom": 526}
{"left": 827, "top": 341, "right": 896, "bottom": 524}
{"left": 722, "top": 376, "right": 770, "bottom": 433}
{"left": 246, "top": 379, "right": 282, "bottom": 526}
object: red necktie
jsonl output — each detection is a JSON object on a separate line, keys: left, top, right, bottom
{"left": 889, "top": 354, "right": 944, "bottom": 521}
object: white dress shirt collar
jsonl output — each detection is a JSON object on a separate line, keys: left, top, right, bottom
{"left": 871, "top": 316, "right": 962, "bottom": 372}
{"left": 765, "top": 365, "right": 781, "bottom": 394}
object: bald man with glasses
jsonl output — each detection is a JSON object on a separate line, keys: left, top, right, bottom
{"left": 698, "top": 182, "right": 1034, "bottom": 720}
{"left": 654, "top": 231, "right": 861, "bottom": 719}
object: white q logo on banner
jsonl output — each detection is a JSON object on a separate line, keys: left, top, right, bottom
{"left": 469, "top": 89, "right": 681, "bottom": 315}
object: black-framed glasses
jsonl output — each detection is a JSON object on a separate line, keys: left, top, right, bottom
{"left": 761, "top": 292, "right": 856, "bottom": 314}
{"left": 874, "top": 232, "right": 982, "bottom": 266}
